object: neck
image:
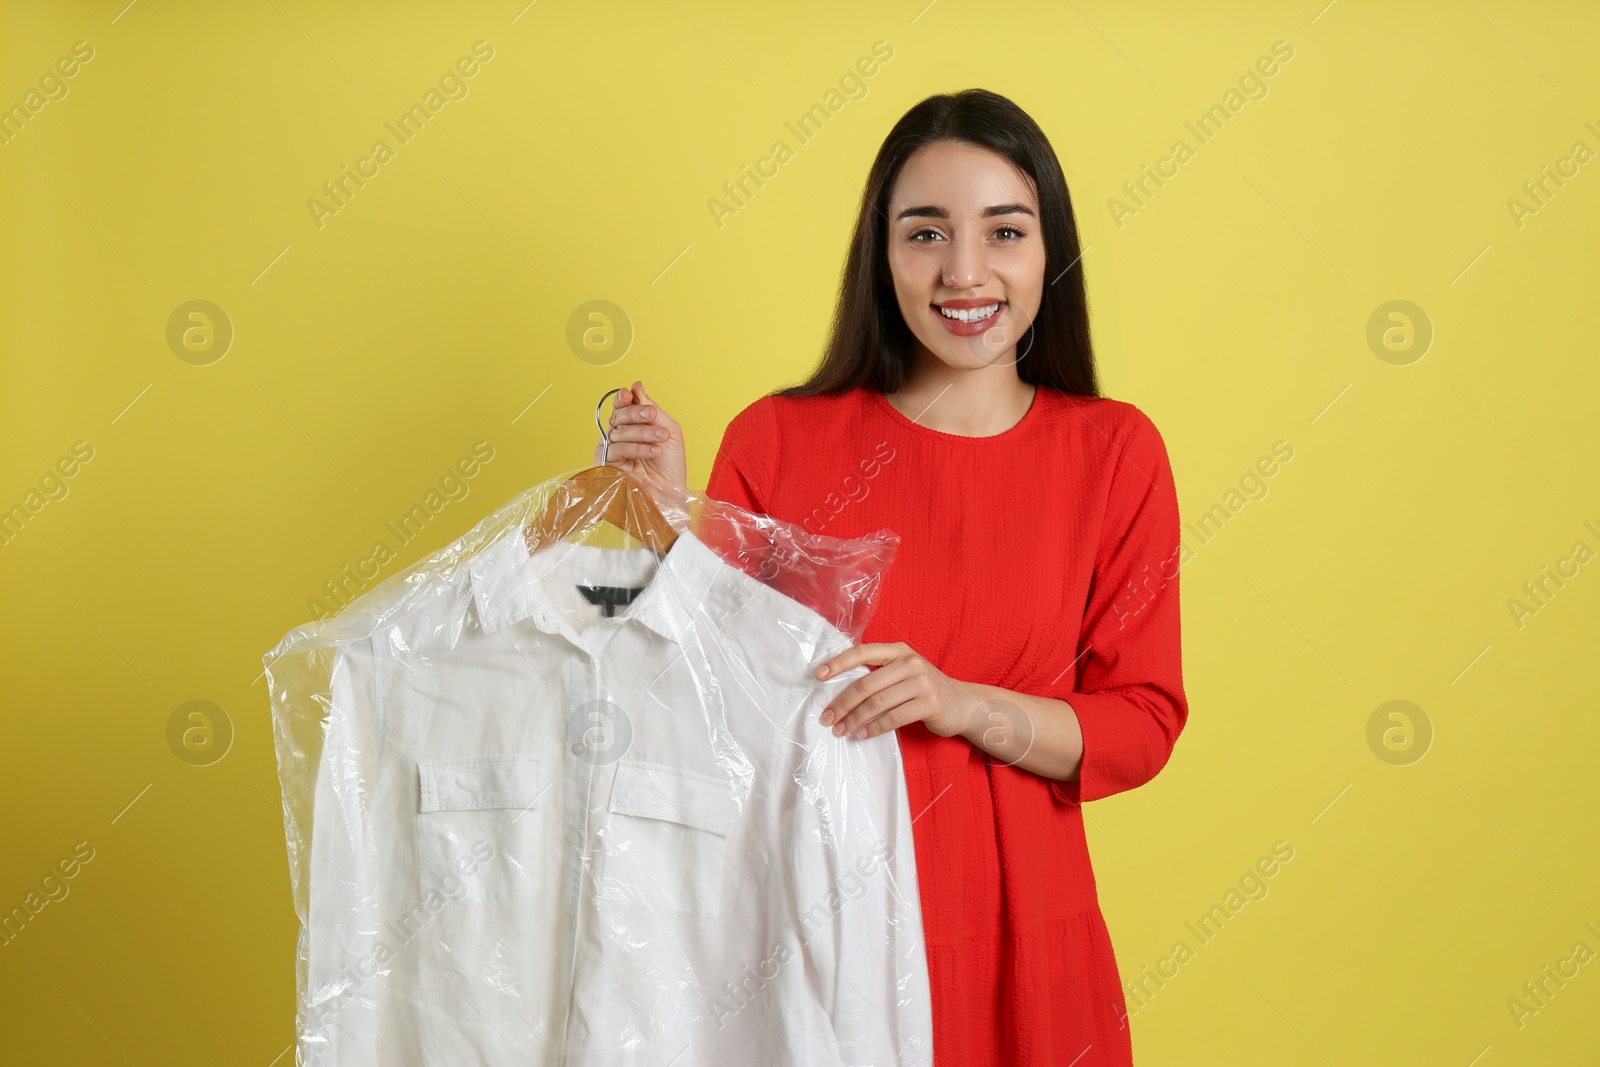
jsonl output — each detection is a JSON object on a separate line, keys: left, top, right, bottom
{"left": 885, "top": 355, "right": 1037, "bottom": 437}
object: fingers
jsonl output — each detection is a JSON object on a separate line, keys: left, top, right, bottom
{"left": 597, "top": 383, "right": 689, "bottom": 496}
{"left": 612, "top": 382, "right": 681, "bottom": 429}
{"left": 819, "top": 655, "right": 913, "bottom": 728}
{"left": 602, "top": 439, "right": 664, "bottom": 461}
{"left": 610, "top": 401, "right": 656, "bottom": 425}
{"left": 607, "top": 420, "right": 670, "bottom": 446}
{"left": 604, "top": 415, "right": 667, "bottom": 461}
{"left": 815, "top": 641, "right": 906, "bottom": 679}
{"left": 605, "top": 381, "right": 671, "bottom": 461}
{"left": 612, "top": 381, "right": 656, "bottom": 421}
{"left": 830, "top": 678, "right": 928, "bottom": 739}
{"left": 854, "top": 698, "right": 928, "bottom": 739}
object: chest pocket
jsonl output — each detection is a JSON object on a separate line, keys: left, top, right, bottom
{"left": 416, "top": 755, "right": 545, "bottom": 903}
{"left": 597, "top": 760, "right": 735, "bottom": 920}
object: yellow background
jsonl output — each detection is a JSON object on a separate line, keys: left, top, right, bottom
{"left": 3, "top": 0, "right": 1597, "bottom": 1063}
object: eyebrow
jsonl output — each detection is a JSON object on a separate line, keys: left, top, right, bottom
{"left": 893, "top": 203, "right": 1037, "bottom": 222}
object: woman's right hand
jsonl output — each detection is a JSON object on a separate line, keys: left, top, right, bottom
{"left": 596, "top": 380, "right": 688, "bottom": 495}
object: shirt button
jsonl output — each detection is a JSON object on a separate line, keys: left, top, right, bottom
{"left": 566, "top": 829, "right": 581, "bottom": 845}
{"left": 571, "top": 741, "right": 586, "bottom": 755}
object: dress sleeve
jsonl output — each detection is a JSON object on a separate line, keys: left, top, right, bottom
{"left": 1048, "top": 409, "right": 1189, "bottom": 805}
{"left": 705, "top": 397, "right": 779, "bottom": 513}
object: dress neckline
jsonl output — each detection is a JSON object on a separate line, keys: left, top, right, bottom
{"left": 869, "top": 383, "right": 1043, "bottom": 444}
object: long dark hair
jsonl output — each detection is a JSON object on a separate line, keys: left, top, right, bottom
{"left": 777, "top": 88, "right": 1099, "bottom": 399}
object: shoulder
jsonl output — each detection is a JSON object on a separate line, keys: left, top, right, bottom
{"left": 721, "top": 387, "right": 868, "bottom": 446}
{"left": 1044, "top": 390, "right": 1171, "bottom": 464}
{"left": 1043, "top": 392, "right": 1179, "bottom": 527}
{"left": 740, "top": 387, "right": 866, "bottom": 424}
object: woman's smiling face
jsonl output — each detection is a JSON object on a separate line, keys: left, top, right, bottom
{"left": 884, "top": 140, "right": 1047, "bottom": 373}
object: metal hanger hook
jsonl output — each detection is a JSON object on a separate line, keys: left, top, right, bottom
{"left": 595, "top": 387, "right": 624, "bottom": 464}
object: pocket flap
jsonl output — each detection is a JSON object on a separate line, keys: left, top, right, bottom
{"left": 419, "top": 755, "right": 543, "bottom": 813}
{"left": 608, "top": 761, "right": 734, "bottom": 836}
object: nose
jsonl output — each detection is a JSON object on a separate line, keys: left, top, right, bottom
{"left": 939, "top": 231, "right": 990, "bottom": 291}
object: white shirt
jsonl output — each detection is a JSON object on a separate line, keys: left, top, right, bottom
{"left": 298, "top": 523, "right": 932, "bottom": 1066}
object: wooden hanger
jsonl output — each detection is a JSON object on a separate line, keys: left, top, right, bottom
{"left": 523, "top": 389, "right": 679, "bottom": 558}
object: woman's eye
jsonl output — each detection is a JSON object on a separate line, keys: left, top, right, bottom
{"left": 907, "top": 226, "right": 1025, "bottom": 243}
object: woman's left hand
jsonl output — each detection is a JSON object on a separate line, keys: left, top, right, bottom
{"left": 815, "top": 642, "right": 981, "bottom": 740}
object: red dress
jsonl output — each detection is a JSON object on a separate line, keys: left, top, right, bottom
{"left": 705, "top": 383, "right": 1188, "bottom": 1067}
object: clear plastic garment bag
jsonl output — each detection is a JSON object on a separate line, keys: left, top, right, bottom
{"left": 264, "top": 463, "right": 933, "bottom": 1066}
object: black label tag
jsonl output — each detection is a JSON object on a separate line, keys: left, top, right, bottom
{"left": 577, "top": 584, "right": 646, "bottom": 618}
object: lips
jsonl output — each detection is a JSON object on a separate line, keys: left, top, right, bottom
{"left": 932, "top": 299, "right": 1005, "bottom": 336}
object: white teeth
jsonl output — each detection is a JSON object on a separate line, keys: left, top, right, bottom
{"left": 938, "top": 303, "right": 1001, "bottom": 323}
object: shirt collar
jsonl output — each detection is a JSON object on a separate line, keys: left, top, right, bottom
{"left": 467, "top": 524, "right": 722, "bottom": 646}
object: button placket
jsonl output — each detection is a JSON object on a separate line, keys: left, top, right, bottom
{"left": 556, "top": 649, "right": 598, "bottom": 1044}
{"left": 561, "top": 632, "right": 634, "bottom": 1059}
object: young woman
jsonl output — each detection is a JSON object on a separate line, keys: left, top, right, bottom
{"left": 600, "top": 89, "right": 1188, "bottom": 1067}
